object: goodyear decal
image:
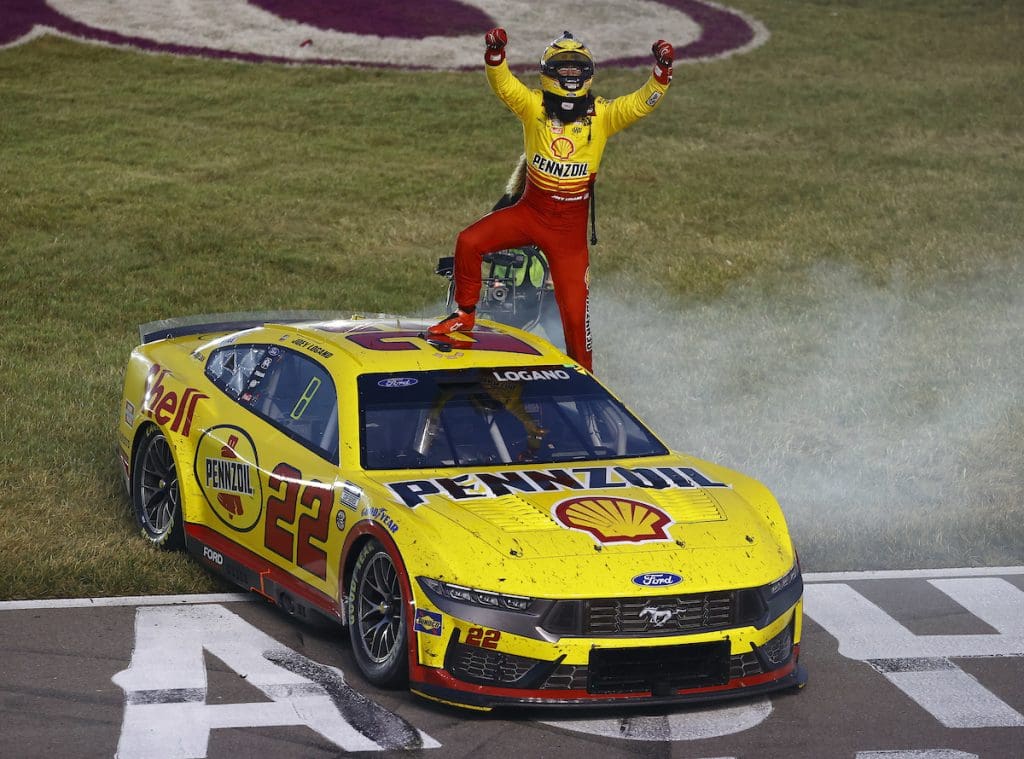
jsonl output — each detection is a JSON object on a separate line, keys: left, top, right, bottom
{"left": 386, "top": 465, "right": 728, "bottom": 508}
{"left": 362, "top": 505, "right": 399, "bottom": 533}
{"left": 193, "top": 426, "right": 263, "bottom": 531}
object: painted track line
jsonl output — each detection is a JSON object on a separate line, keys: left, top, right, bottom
{"left": 0, "top": 592, "right": 251, "bottom": 610}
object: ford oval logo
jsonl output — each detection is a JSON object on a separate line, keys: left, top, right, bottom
{"left": 377, "top": 377, "right": 418, "bottom": 388}
{"left": 632, "top": 572, "right": 682, "bottom": 588}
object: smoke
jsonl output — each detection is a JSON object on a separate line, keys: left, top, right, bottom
{"left": 592, "top": 261, "right": 1024, "bottom": 571}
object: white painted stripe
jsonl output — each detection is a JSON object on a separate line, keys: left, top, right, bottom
{"left": 0, "top": 593, "right": 250, "bottom": 611}
{"left": 929, "top": 578, "right": 1024, "bottom": 635}
{"left": 805, "top": 583, "right": 1024, "bottom": 658}
{"left": 881, "top": 668, "right": 1024, "bottom": 728}
{"left": 803, "top": 566, "right": 1024, "bottom": 583}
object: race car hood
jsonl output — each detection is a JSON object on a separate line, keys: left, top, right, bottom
{"left": 368, "top": 456, "right": 793, "bottom": 592}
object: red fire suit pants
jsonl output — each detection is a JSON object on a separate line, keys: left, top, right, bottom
{"left": 453, "top": 184, "right": 593, "bottom": 371}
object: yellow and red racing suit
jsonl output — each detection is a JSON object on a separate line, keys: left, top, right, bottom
{"left": 452, "top": 58, "right": 670, "bottom": 372}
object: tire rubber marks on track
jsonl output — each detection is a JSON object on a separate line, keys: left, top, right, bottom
{"left": 111, "top": 604, "right": 438, "bottom": 757}
{"left": 805, "top": 578, "right": 1024, "bottom": 729}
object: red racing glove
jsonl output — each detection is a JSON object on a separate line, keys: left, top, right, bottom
{"left": 485, "top": 28, "right": 508, "bottom": 65}
{"left": 652, "top": 39, "right": 674, "bottom": 84}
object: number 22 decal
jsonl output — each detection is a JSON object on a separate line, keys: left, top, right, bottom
{"left": 466, "top": 627, "right": 501, "bottom": 649}
{"left": 265, "top": 462, "right": 332, "bottom": 580}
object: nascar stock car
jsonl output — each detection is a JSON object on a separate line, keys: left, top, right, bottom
{"left": 117, "top": 313, "right": 806, "bottom": 710}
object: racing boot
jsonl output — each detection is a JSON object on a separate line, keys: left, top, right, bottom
{"left": 427, "top": 308, "right": 475, "bottom": 335}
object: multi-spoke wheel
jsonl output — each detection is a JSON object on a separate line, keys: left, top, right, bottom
{"left": 348, "top": 540, "right": 409, "bottom": 687}
{"left": 131, "top": 426, "right": 185, "bottom": 550}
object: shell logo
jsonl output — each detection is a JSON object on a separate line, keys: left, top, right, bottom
{"left": 553, "top": 496, "right": 674, "bottom": 545}
{"left": 550, "top": 137, "right": 575, "bottom": 160}
{"left": 194, "top": 425, "right": 263, "bottom": 532}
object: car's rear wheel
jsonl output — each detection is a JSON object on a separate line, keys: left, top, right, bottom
{"left": 131, "top": 426, "right": 185, "bottom": 550}
{"left": 348, "top": 540, "right": 409, "bottom": 687}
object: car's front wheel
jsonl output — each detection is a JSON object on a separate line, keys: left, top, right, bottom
{"left": 348, "top": 540, "right": 409, "bottom": 687}
{"left": 131, "top": 426, "right": 185, "bottom": 550}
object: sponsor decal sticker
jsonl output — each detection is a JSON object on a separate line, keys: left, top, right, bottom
{"left": 362, "top": 505, "right": 399, "bottom": 533}
{"left": 531, "top": 153, "right": 589, "bottom": 179}
{"left": 553, "top": 496, "right": 674, "bottom": 545}
{"left": 142, "top": 364, "right": 208, "bottom": 436}
{"left": 377, "top": 377, "right": 418, "bottom": 388}
{"left": 551, "top": 136, "right": 575, "bottom": 159}
{"left": 340, "top": 481, "right": 362, "bottom": 510}
{"left": 386, "top": 465, "right": 729, "bottom": 508}
{"left": 632, "top": 572, "right": 683, "bottom": 588}
{"left": 414, "top": 609, "right": 442, "bottom": 636}
{"left": 491, "top": 368, "right": 571, "bottom": 382}
{"left": 292, "top": 337, "right": 333, "bottom": 359}
{"left": 193, "top": 426, "right": 263, "bottom": 531}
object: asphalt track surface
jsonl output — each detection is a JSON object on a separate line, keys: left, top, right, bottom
{"left": 3, "top": 567, "right": 1023, "bottom": 759}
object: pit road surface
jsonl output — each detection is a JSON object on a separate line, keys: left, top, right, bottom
{"left": 3, "top": 567, "right": 1023, "bottom": 759}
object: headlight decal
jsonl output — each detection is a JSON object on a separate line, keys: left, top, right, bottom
{"left": 419, "top": 578, "right": 535, "bottom": 613}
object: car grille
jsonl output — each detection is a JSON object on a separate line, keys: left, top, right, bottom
{"left": 442, "top": 617, "right": 794, "bottom": 692}
{"left": 541, "top": 651, "right": 764, "bottom": 690}
{"left": 444, "top": 632, "right": 554, "bottom": 688}
{"left": 582, "top": 591, "right": 734, "bottom": 636}
{"left": 587, "top": 641, "right": 731, "bottom": 694}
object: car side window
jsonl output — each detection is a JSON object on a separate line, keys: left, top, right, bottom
{"left": 206, "top": 344, "right": 339, "bottom": 463}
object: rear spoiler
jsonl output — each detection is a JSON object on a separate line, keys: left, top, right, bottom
{"left": 138, "top": 310, "right": 360, "bottom": 344}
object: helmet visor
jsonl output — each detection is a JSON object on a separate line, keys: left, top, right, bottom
{"left": 541, "top": 52, "right": 594, "bottom": 92}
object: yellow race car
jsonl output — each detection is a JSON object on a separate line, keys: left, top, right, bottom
{"left": 117, "top": 313, "right": 805, "bottom": 710}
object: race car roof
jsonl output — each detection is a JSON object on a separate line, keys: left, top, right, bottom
{"left": 138, "top": 312, "right": 571, "bottom": 371}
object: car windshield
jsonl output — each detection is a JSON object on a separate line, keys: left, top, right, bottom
{"left": 358, "top": 366, "right": 668, "bottom": 469}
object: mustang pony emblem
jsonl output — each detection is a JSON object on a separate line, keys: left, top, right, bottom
{"left": 639, "top": 606, "right": 674, "bottom": 627}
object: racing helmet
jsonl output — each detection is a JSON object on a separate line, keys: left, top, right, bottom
{"left": 540, "top": 31, "right": 595, "bottom": 99}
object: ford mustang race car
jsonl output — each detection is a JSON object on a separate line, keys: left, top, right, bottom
{"left": 117, "top": 313, "right": 805, "bottom": 710}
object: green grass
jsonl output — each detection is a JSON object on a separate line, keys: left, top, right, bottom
{"left": 1, "top": 0, "right": 1022, "bottom": 598}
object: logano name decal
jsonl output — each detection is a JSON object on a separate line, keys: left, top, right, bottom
{"left": 142, "top": 364, "right": 208, "bottom": 436}
{"left": 491, "top": 368, "right": 571, "bottom": 382}
{"left": 387, "top": 465, "right": 729, "bottom": 508}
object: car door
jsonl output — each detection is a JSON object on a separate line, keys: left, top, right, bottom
{"left": 200, "top": 342, "right": 346, "bottom": 605}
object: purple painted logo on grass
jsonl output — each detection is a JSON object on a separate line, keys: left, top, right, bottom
{"left": 1, "top": 1, "right": 768, "bottom": 68}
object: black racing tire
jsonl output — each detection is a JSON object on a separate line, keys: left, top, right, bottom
{"left": 130, "top": 426, "right": 185, "bottom": 550}
{"left": 347, "top": 539, "right": 410, "bottom": 687}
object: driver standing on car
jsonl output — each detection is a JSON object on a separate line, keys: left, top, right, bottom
{"left": 428, "top": 29, "right": 674, "bottom": 373}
